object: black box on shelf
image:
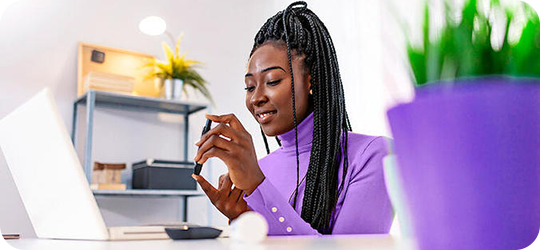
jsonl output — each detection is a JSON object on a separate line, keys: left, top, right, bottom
{"left": 132, "top": 159, "right": 196, "bottom": 190}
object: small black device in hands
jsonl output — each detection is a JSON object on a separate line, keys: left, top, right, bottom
{"left": 165, "top": 226, "right": 222, "bottom": 240}
{"left": 194, "top": 119, "right": 212, "bottom": 175}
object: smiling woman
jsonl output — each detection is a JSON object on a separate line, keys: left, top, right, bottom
{"left": 245, "top": 44, "right": 312, "bottom": 137}
{"left": 192, "top": 1, "right": 393, "bottom": 235}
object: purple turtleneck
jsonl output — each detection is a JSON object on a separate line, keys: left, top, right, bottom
{"left": 243, "top": 112, "right": 394, "bottom": 235}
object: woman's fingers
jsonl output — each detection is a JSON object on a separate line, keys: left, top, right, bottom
{"left": 192, "top": 113, "right": 263, "bottom": 197}
{"left": 194, "top": 134, "right": 236, "bottom": 163}
{"left": 219, "top": 174, "right": 233, "bottom": 192}
{"left": 192, "top": 174, "right": 219, "bottom": 204}
{"left": 197, "top": 147, "right": 230, "bottom": 165}
{"left": 231, "top": 187, "right": 243, "bottom": 201}
{"left": 195, "top": 123, "right": 240, "bottom": 147}
{"left": 205, "top": 113, "right": 248, "bottom": 134}
{"left": 218, "top": 174, "right": 227, "bottom": 190}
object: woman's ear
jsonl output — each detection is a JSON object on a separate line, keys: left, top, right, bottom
{"left": 307, "top": 74, "right": 312, "bottom": 95}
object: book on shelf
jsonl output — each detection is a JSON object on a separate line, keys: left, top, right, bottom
{"left": 83, "top": 71, "right": 135, "bottom": 94}
{"left": 90, "top": 183, "right": 126, "bottom": 190}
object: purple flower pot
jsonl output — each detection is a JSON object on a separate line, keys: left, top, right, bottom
{"left": 387, "top": 78, "right": 540, "bottom": 250}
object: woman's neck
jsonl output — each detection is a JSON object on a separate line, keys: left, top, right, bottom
{"left": 277, "top": 112, "right": 314, "bottom": 149}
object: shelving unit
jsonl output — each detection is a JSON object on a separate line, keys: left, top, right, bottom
{"left": 71, "top": 90, "right": 208, "bottom": 221}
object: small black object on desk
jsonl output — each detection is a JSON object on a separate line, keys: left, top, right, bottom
{"left": 165, "top": 226, "right": 222, "bottom": 240}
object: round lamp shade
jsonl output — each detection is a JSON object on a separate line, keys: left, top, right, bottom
{"left": 139, "top": 16, "right": 167, "bottom": 36}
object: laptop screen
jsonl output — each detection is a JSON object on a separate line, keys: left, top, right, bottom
{"left": 0, "top": 88, "right": 109, "bottom": 240}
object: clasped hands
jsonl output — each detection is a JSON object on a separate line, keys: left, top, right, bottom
{"left": 192, "top": 114, "right": 265, "bottom": 221}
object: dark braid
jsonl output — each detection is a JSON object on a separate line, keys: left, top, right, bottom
{"left": 276, "top": 137, "right": 282, "bottom": 147}
{"left": 260, "top": 127, "right": 270, "bottom": 155}
{"left": 250, "top": 1, "right": 351, "bottom": 234}
{"left": 281, "top": 5, "right": 302, "bottom": 210}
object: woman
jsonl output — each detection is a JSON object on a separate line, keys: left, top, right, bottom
{"left": 192, "top": 1, "right": 393, "bottom": 235}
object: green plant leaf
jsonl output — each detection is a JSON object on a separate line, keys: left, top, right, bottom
{"left": 405, "top": 0, "right": 540, "bottom": 86}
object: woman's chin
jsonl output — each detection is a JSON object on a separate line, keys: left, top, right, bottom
{"left": 260, "top": 126, "right": 280, "bottom": 137}
{"left": 262, "top": 129, "right": 277, "bottom": 137}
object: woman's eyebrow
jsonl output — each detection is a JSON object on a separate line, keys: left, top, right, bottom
{"left": 262, "top": 66, "right": 286, "bottom": 73}
{"left": 245, "top": 66, "right": 286, "bottom": 77}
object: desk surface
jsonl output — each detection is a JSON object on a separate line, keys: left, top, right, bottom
{"left": 7, "top": 235, "right": 414, "bottom": 250}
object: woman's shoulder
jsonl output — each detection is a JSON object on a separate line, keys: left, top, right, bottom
{"left": 345, "top": 132, "right": 392, "bottom": 175}
{"left": 345, "top": 132, "right": 392, "bottom": 156}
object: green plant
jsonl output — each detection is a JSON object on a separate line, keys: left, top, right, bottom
{"left": 407, "top": 0, "right": 540, "bottom": 86}
{"left": 144, "top": 34, "right": 213, "bottom": 103}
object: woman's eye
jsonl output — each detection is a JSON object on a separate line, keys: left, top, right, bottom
{"left": 267, "top": 79, "right": 281, "bottom": 86}
{"left": 244, "top": 86, "right": 255, "bottom": 92}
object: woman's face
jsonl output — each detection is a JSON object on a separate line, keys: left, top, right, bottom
{"left": 245, "top": 43, "right": 313, "bottom": 137}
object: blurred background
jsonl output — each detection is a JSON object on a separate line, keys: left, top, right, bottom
{"left": 1, "top": 0, "right": 534, "bottom": 238}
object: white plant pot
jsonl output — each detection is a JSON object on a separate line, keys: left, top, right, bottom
{"left": 172, "top": 79, "right": 184, "bottom": 100}
{"left": 164, "top": 79, "right": 173, "bottom": 99}
{"left": 164, "top": 79, "right": 184, "bottom": 100}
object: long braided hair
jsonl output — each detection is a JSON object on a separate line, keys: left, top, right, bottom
{"left": 250, "top": 1, "right": 352, "bottom": 234}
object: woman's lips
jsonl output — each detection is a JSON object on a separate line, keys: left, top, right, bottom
{"left": 256, "top": 111, "right": 277, "bottom": 124}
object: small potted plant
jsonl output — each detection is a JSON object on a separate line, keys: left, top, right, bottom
{"left": 144, "top": 34, "right": 213, "bottom": 103}
{"left": 386, "top": 1, "right": 539, "bottom": 249}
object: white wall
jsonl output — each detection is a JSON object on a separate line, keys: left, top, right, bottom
{"left": 270, "top": 0, "right": 414, "bottom": 137}
{"left": 0, "top": 0, "right": 413, "bottom": 237}
{"left": 0, "top": 0, "right": 277, "bottom": 237}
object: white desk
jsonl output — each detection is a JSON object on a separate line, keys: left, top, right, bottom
{"left": 7, "top": 235, "right": 414, "bottom": 250}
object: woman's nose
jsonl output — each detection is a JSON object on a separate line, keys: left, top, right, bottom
{"left": 250, "top": 85, "right": 268, "bottom": 107}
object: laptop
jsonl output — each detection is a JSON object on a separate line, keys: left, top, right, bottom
{"left": 0, "top": 88, "right": 171, "bottom": 240}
